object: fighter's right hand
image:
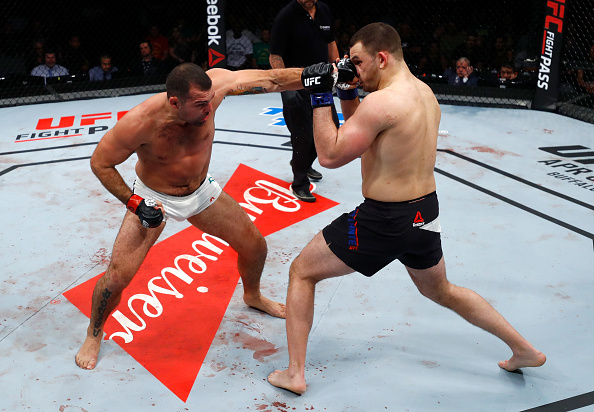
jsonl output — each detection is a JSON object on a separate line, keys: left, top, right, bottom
{"left": 336, "top": 57, "right": 357, "bottom": 90}
{"left": 301, "top": 63, "right": 336, "bottom": 107}
{"left": 126, "top": 194, "right": 164, "bottom": 228}
{"left": 301, "top": 63, "right": 335, "bottom": 93}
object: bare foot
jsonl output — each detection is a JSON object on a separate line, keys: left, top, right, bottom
{"left": 75, "top": 335, "right": 102, "bottom": 370}
{"left": 499, "top": 349, "right": 546, "bottom": 371}
{"left": 268, "top": 369, "right": 306, "bottom": 395}
{"left": 244, "top": 294, "right": 286, "bottom": 319}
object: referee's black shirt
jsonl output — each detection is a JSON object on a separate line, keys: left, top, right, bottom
{"left": 269, "top": 0, "right": 335, "bottom": 68}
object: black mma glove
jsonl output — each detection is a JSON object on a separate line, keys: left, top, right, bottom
{"left": 336, "top": 57, "right": 359, "bottom": 100}
{"left": 127, "top": 194, "right": 163, "bottom": 228}
{"left": 336, "top": 57, "right": 357, "bottom": 89}
{"left": 301, "top": 63, "right": 337, "bottom": 108}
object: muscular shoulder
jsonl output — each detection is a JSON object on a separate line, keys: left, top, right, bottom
{"left": 357, "top": 89, "right": 406, "bottom": 127}
{"left": 112, "top": 93, "right": 165, "bottom": 141}
{"left": 204, "top": 68, "right": 232, "bottom": 106}
{"left": 359, "top": 81, "right": 439, "bottom": 130}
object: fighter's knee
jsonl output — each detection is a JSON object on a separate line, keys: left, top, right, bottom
{"left": 250, "top": 233, "right": 267, "bottom": 258}
{"left": 237, "top": 231, "right": 267, "bottom": 262}
{"left": 104, "top": 265, "right": 134, "bottom": 291}
{"left": 254, "top": 233, "right": 267, "bottom": 254}
{"left": 418, "top": 283, "right": 453, "bottom": 307}
{"left": 288, "top": 257, "right": 315, "bottom": 284}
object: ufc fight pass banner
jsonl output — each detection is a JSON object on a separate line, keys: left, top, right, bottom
{"left": 532, "top": 0, "right": 567, "bottom": 112}
{"left": 64, "top": 164, "right": 338, "bottom": 401}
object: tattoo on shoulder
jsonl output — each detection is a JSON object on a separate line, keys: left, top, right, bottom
{"left": 227, "top": 85, "right": 268, "bottom": 96}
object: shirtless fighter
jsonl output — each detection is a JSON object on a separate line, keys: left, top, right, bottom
{"left": 75, "top": 63, "right": 303, "bottom": 370}
{"left": 268, "top": 22, "right": 546, "bottom": 394}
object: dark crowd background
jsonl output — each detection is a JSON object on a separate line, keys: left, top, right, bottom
{"left": 0, "top": 0, "right": 592, "bottom": 123}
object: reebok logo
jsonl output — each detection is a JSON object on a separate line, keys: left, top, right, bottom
{"left": 206, "top": 0, "right": 222, "bottom": 46}
{"left": 208, "top": 48, "right": 225, "bottom": 67}
{"left": 413, "top": 211, "right": 425, "bottom": 227}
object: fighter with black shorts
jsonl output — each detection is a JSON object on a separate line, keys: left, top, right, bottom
{"left": 323, "top": 192, "right": 443, "bottom": 276}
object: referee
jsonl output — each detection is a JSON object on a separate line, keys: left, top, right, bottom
{"left": 269, "top": 0, "right": 340, "bottom": 202}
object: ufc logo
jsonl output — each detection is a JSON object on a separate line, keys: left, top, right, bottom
{"left": 36, "top": 111, "right": 128, "bottom": 129}
{"left": 545, "top": 0, "right": 565, "bottom": 33}
{"left": 304, "top": 77, "right": 321, "bottom": 87}
{"left": 540, "top": 145, "right": 594, "bottom": 165}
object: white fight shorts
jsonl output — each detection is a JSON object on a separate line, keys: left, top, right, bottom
{"left": 132, "top": 175, "right": 222, "bottom": 221}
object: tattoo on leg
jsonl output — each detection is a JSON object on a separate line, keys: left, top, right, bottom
{"left": 93, "top": 288, "right": 112, "bottom": 337}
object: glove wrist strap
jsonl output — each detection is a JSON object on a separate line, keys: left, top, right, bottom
{"left": 337, "top": 87, "right": 358, "bottom": 100}
{"left": 310, "top": 92, "right": 334, "bottom": 108}
{"left": 127, "top": 194, "right": 142, "bottom": 214}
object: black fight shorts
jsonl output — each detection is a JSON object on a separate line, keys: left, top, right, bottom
{"left": 322, "top": 192, "right": 443, "bottom": 276}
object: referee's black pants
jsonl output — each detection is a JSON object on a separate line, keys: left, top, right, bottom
{"left": 281, "top": 90, "right": 339, "bottom": 191}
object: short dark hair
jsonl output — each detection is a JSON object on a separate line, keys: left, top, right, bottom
{"left": 500, "top": 62, "right": 514, "bottom": 71}
{"left": 166, "top": 63, "right": 212, "bottom": 100}
{"left": 349, "top": 22, "right": 402, "bottom": 59}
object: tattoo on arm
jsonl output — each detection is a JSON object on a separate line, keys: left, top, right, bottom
{"left": 227, "top": 85, "right": 268, "bottom": 96}
{"left": 269, "top": 54, "right": 285, "bottom": 69}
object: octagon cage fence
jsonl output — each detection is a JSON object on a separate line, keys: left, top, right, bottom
{"left": 0, "top": 0, "right": 592, "bottom": 124}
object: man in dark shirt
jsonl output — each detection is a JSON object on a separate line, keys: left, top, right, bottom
{"left": 444, "top": 57, "right": 478, "bottom": 87}
{"left": 138, "top": 41, "right": 162, "bottom": 76}
{"left": 269, "top": 0, "right": 340, "bottom": 202}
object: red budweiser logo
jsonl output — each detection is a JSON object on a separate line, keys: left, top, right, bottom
{"left": 64, "top": 163, "right": 338, "bottom": 401}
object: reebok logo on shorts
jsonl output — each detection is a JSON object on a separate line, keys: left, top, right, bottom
{"left": 413, "top": 211, "right": 425, "bottom": 227}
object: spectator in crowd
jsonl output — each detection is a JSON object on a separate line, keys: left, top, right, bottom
{"left": 499, "top": 62, "right": 517, "bottom": 81}
{"left": 484, "top": 62, "right": 532, "bottom": 89}
{"left": 30, "top": 50, "right": 69, "bottom": 77}
{"left": 226, "top": 16, "right": 260, "bottom": 45}
{"left": 444, "top": 56, "right": 478, "bottom": 87}
{"left": 25, "top": 39, "right": 45, "bottom": 73}
{"left": 62, "top": 34, "right": 90, "bottom": 75}
{"left": 452, "top": 33, "right": 486, "bottom": 70}
{"left": 169, "top": 26, "right": 192, "bottom": 65}
{"left": 269, "top": 0, "right": 340, "bottom": 202}
{"left": 145, "top": 24, "right": 169, "bottom": 61}
{"left": 137, "top": 41, "right": 162, "bottom": 76}
{"left": 252, "top": 28, "right": 271, "bottom": 69}
{"left": 417, "top": 41, "right": 447, "bottom": 76}
{"left": 89, "top": 55, "right": 118, "bottom": 81}
{"left": 226, "top": 22, "right": 253, "bottom": 70}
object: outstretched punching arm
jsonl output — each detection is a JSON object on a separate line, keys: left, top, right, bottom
{"left": 207, "top": 67, "right": 303, "bottom": 98}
